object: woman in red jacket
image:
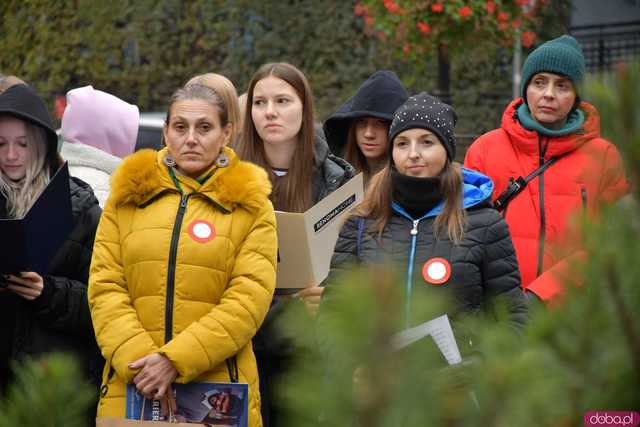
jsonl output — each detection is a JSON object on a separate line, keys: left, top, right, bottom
{"left": 464, "top": 35, "right": 628, "bottom": 303}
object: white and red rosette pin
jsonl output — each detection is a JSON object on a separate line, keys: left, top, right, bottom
{"left": 422, "top": 257, "right": 451, "bottom": 285}
{"left": 188, "top": 220, "right": 216, "bottom": 243}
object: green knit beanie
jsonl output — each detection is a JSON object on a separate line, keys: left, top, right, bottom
{"left": 520, "top": 35, "right": 586, "bottom": 98}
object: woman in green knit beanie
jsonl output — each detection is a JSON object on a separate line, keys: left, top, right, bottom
{"left": 519, "top": 35, "right": 586, "bottom": 133}
{"left": 464, "top": 34, "right": 629, "bottom": 305}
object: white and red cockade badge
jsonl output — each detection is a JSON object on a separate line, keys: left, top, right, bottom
{"left": 188, "top": 220, "right": 216, "bottom": 243}
{"left": 422, "top": 257, "right": 451, "bottom": 285}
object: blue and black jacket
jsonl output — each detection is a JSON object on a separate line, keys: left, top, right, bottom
{"left": 322, "top": 168, "right": 527, "bottom": 334}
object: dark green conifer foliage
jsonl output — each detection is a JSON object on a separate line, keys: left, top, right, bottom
{"left": 276, "top": 62, "right": 640, "bottom": 426}
{"left": 0, "top": 354, "right": 94, "bottom": 427}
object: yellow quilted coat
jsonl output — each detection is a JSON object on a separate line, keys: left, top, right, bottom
{"left": 89, "top": 147, "right": 276, "bottom": 427}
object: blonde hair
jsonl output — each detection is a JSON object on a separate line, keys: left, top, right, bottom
{"left": 0, "top": 117, "right": 50, "bottom": 218}
{"left": 187, "top": 73, "right": 240, "bottom": 147}
{"left": 356, "top": 162, "right": 467, "bottom": 244}
{"left": 0, "top": 75, "right": 26, "bottom": 94}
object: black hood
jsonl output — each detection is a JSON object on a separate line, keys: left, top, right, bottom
{"left": 0, "top": 84, "right": 58, "bottom": 168}
{"left": 323, "top": 70, "right": 408, "bottom": 156}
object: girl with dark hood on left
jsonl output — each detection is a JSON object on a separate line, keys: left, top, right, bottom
{"left": 323, "top": 70, "right": 408, "bottom": 185}
{"left": 0, "top": 84, "right": 103, "bottom": 418}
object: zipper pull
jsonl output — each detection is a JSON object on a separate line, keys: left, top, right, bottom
{"left": 180, "top": 194, "right": 188, "bottom": 208}
{"left": 410, "top": 220, "right": 419, "bottom": 235}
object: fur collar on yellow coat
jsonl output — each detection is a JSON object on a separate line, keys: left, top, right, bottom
{"left": 89, "top": 147, "right": 276, "bottom": 427}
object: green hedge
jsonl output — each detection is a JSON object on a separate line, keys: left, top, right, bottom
{"left": 1, "top": 0, "right": 568, "bottom": 156}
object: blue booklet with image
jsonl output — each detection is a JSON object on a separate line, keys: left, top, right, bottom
{"left": 126, "top": 382, "right": 248, "bottom": 426}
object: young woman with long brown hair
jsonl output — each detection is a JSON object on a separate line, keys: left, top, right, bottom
{"left": 238, "top": 62, "right": 354, "bottom": 213}
{"left": 321, "top": 93, "right": 527, "bottom": 346}
{"left": 237, "top": 62, "right": 354, "bottom": 426}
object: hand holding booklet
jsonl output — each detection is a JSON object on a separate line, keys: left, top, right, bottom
{"left": 0, "top": 162, "right": 73, "bottom": 274}
{"left": 125, "top": 382, "right": 248, "bottom": 426}
{"left": 275, "top": 173, "right": 364, "bottom": 289}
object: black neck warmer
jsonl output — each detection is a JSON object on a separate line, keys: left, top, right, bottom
{"left": 391, "top": 168, "right": 443, "bottom": 219}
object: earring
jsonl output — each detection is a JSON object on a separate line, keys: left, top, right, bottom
{"left": 216, "top": 152, "right": 229, "bottom": 168}
{"left": 163, "top": 154, "right": 176, "bottom": 167}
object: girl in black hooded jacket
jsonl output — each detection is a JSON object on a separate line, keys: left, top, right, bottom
{"left": 0, "top": 84, "right": 103, "bottom": 400}
{"left": 323, "top": 70, "right": 408, "bottom": 185}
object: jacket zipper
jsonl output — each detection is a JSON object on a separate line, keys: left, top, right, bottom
{"left": 165, "top": 193, "right": 189, "bottom": 343}
{"left": 581, "top": 187, "right": 587, "bottom": 213}
{"left": 536, "top": 135, "right": 547, "bottom": 277}
{"left": 405, "top": 219, "right": 420, "bottom": 328}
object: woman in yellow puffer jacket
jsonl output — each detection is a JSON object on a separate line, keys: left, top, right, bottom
{"left": 89, "top": 84, "right": 277, "bottom": 426}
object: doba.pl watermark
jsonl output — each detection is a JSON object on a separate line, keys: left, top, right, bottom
{"left": 584, "top": 411, "right": 640, "bottom": 427}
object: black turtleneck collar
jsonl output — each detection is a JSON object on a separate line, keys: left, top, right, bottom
{"left": 0, "top": 194, "right": 7, "bottom": 219}
{"left": 391, "top": 168, "right": 443, "bottom": 219}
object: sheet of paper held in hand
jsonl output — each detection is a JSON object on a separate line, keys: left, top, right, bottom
{"left": 275, "top": 173, "right": 364, "bottom": 289}
{"left": 390, "top": 314, "right": 462, "bottom": 365}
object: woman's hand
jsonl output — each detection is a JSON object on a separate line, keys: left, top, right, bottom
{"left": 129, "top": 353, "right": 178, "bottom": 400}
{"left": 4, "top": 272, "right": 44, "bottom": 300}
{"left": 296, "top": 284, "right": 324, "bottom": 316}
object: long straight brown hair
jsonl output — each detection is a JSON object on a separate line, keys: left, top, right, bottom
{"left": 342, "top": 123, "right": 375, "bottom": 185}
{"left": 236, "top": 63, "right": 316, "bottom": 212}
{"left": 342, "top": 124, "right": 366, "bottom": 175}
{"left": 355, "top": 161, "right": 467, "bottom": 244}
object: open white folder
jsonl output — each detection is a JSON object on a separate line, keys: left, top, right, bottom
{"left": 275, "top": 173, "right": 364, "bottom": 289}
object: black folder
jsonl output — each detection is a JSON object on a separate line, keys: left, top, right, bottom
{"left": 0, "top": 162, "right": 73, "bottom": 274}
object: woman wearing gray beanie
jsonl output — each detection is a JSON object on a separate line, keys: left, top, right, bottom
{"left": 320, "top": 93, "right": 527, "bottom": 355}
{"left": 465, "top": 35, "right": 628, "bottom": 304}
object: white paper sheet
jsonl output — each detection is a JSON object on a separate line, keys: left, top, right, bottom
{"left": 390, "top": 314, "right": 462, "bottom": 365}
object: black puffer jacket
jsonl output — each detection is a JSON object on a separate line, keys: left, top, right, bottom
{"left": 0, "top": 176, "right": 103, "bottom": 391}
{"left": 322, "top": 168, "right": 527, "bottom": 345}
{"left": 312, "top": 131, "right": 356, "bottom": 201}
{"left": 253, "top": 134, "right": 354, "bottom": 426}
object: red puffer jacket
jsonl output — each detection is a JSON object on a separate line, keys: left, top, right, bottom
{"left": 464, "top": 99, "right": 628, "bottom": 301}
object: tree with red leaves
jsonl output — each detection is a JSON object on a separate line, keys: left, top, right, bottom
{"left": 356, "top": 0, "right": 545, "bottom": 55}
{"left": 355, "top": 0, "right": 548, "bottom": 96}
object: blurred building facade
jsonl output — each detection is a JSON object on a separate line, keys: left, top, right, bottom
{"left": 570, "top": 0, "right": 640, "bottom": 72}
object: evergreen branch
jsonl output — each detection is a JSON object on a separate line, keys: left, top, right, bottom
{"left": 604, "top": 261, "right": 640, "bottom": 384}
